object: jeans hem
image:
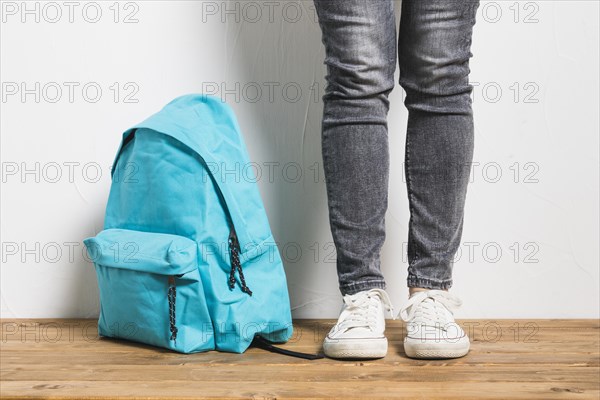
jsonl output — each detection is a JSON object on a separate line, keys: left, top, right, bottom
{"left": 407, "top": 276, "right": 452, "bottom": 290}
{"left": 339, "top": 280, "right": 387, "bottom": 296}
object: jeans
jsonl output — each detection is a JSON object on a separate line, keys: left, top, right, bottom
{"left": 313, "top": 0, "right": 480, "bottom": 295}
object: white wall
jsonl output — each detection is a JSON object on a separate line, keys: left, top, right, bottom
{"left": 1, "top": 1, "right": 598, "bottom": 319}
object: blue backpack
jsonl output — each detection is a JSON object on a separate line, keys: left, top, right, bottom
{"left": 83, "top": 94, "right": 322, "bottom": 359}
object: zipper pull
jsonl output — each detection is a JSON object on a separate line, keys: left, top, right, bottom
{"left": 167, "top": 275, "right": 178, "bottom": 344}
{"left": 228, "top": 229, "right": 252, "bottom": 296}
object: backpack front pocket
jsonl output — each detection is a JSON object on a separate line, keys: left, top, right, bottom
{"left": 83, "top": 228, "right": 214, "bottom": 353}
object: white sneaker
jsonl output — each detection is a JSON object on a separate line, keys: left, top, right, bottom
{"left": 323, "top": 288, "right": 395, "bottom": 359}
{"left": 398, "top": 289, "right": 470, "bottom": 359}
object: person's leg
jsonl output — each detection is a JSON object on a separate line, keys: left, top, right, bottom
{"left": 396, "top": 0, "right": 480, "bottom": 359}
{"left": 313, "top": 0, "right": 397, "bottom": 297}
{"left": 313, "top": 0, "right": 397, "bottom": 359}
{"left": 398, "top": 0, "right": 480, "bottom": 291}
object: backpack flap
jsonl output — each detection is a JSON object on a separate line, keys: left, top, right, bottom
{"left": 110, "top": 96, "right": 259, "bottom": 252}
{"left": 84, "top": 228, "right": 198, "bottom": 276}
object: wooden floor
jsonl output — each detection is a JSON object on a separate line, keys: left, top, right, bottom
{"left": 1, "top": 319, "right": 598, "bottom": 399}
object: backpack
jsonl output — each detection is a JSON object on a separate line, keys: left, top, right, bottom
{"left": 83, "top": 94, "right": 323, "bottom": 360}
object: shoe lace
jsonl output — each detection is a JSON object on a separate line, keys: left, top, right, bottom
{"left": 397, "top": 290, "right": 462, "bottom": 327}
{"left": 337, "top": 288, "right": 395, "bottom": 333}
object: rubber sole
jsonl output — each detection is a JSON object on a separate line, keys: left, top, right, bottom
{"left": 403, "top": 336, "right": 470, "bottom": 359}
{"left": 323, "top": 336, "right": 388, "bottom": 359}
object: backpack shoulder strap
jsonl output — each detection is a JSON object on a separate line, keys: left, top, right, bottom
{"left": 251, "top": 336, "right": 325, "bottom": 360}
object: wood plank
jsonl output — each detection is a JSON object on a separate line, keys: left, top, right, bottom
{"left": 1, "top": 380, "right": 598, "bottom": 399}
{"left": 1, "top": 319, "right": 598, "bottom": 399}
{"left": 2, "top": 364, "right": 599, "bottom": 383}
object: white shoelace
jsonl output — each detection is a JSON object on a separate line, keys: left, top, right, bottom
{"left": 398, "top": 290, "right": 463, "bottom": 326}
{"left": 337, "top": 288, "right": 396, "bottom": 333}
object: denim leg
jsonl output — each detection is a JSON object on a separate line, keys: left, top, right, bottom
{"left": 398, "top": 0, "right": 481, "bottom": 290}
{"left": 313, "top": 0, "right": 397, "bottom": 296}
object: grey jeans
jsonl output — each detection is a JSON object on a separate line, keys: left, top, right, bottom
{"left": 313, "top": 0, "right": 480, "bottom": 295}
